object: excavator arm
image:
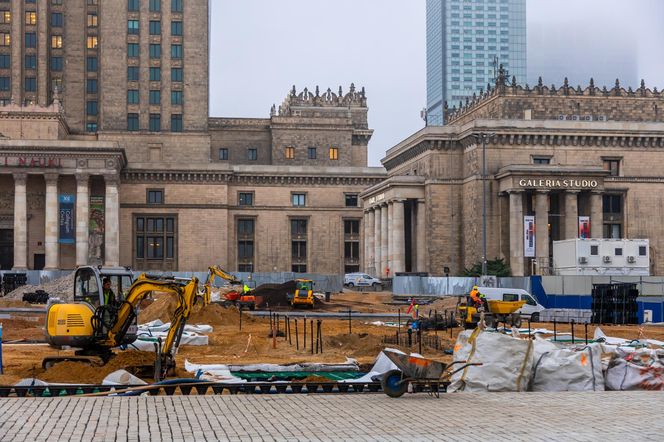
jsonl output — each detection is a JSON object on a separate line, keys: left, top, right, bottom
{"left": 202, "top": 265, "right": 242, "bottom": 305}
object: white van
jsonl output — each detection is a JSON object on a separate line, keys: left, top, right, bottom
{"left": 476, "top": 287, "right": 546, "bottom": 322}
{"left": 344, "top": 273, "right": 382, "bottom": 290}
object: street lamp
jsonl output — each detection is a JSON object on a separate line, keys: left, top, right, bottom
{"left": 473, "top": 132, "right": 495, "bottom": 277}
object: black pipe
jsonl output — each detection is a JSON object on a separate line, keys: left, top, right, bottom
{"left": 418, "top": 328, "right": 422, "bottom": 355}
{"left": 571, "top": 319, "right": 575, "bottom": 344}
{"left": 553, "top": 318, "right": 557, "bottom": 342}
{"left": 310, "top": 320, "right": 314, "bottom": 355}
{"left": 295, "top": 319, "right": 299, "bottom": 351}
{"left": 585, "top": 322, "right": 588, "bottom": 345}
{"left": 303, "top": 317, "right": 307, "bottom": 350}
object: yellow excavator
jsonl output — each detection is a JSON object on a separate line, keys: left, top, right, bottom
{"left": 289, "top": 279, "right": 315, "bottom": 309}
{"left": 45, "top": 266, "right": 199, "bottom": 379}
{"left": 202, "top": 265, "right": 255, "bottom": 310}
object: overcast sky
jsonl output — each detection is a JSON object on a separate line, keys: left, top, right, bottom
{"left": 210, "top": 0, "right": 664, "bottom": 167}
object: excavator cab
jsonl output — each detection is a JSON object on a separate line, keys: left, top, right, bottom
{"left": 290, "top": 279, "right": 315, "bottom": 309}
{"left": 74, "top": 266, "right": 134, "bottom": 307}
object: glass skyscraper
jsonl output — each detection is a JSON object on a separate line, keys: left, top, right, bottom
{"left": 426, "top": 0, "right": 526, "bottom": 126}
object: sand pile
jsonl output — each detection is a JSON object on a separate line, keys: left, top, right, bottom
{"left": 1, "top": 318, "right": 45, "bottom": 341}
{"left": 7, "top": 273, "right": 74, "bottom": 301}
{"left": 39, "top": 351, "right": 158, "bottom": 384}
{"left": 138, "top": 293, "right": 252, "bottom": 326}
{"left": 0, "top": 299, "right": 33, "bottom": 308}
{"left": 324, "top": 333, "right": 387, "bottom": 358}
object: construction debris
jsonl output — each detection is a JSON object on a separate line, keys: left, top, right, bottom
{"left": 6, "top": 273, "right": 74, "bottom": 301}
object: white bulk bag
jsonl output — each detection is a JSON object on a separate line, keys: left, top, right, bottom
{"left": 531, "top": 344, "right": 605, "bottom": 391}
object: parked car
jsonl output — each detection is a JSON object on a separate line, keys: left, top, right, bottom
{"left": 344, "top": 273, "right": 382, "bottom": 290}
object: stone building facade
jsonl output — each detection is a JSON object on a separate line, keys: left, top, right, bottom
{"left": 362, "top": 69, "right": 664, "bottom": 277}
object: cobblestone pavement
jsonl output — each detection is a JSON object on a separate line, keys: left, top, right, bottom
{"left": 1, "top": 392, "right": 663, "bottom": 441}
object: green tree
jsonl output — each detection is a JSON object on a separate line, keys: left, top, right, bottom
{"left": 462, "top": 258, "right": 512, "bottom": 277}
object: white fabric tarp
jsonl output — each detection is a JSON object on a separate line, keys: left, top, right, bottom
{"left": 605, "top": 349, "right": 664, "bottom": 391}
{"left": 102, "top": 369, "right": 148, "bottom": 386}
{"left": 531, "top": 344, "right": 605, "bottom": 391}
{"left": 448, "top": 329, "right": 534, "bottom": 392}
{"left": 339, "top": 348, "right": 405, "bottom": 383}
{"left": 139, "top": 319, "right": 213, "bottom": 334}
{"left": 183, "top": 360, "right": 246, "bottom": 383}
{"left": 127, "top": 319, "right": 212, "bottom": 350}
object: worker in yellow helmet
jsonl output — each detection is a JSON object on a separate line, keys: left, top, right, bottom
{"left": 469, "top": 285, "right": 485, "bottom": 308}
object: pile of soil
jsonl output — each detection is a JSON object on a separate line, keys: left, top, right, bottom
{"left": 138, "top": 293, "right": 254, "bottom": 327}
{"left": 6, "top": 273, "right": 74, "bottom": 301}
{"left": 252, "top": 281, "right": 297, "bottom": 308}
{"left": 1, "top": 318, "right": 45, "bottom": 341}
{"left": 39, "top": 351, "right": 158, "bottom": 384}
{"left": 324, "top": 333, "right": 387, "bottom": 358}
{"left": 0, "top": 299, "right": 34, "bottom": 308}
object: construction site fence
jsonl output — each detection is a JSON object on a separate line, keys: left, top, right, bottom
{"left": 0, "top": 270, "right": 343, "bottom": 295}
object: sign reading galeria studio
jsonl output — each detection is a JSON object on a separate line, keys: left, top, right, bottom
{"left": 518, "top": 178, "right": 599, "bottom": 190}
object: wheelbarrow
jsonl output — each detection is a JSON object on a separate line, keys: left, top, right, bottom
{"left": 380, "top": 349, "right": 481, "bottom": 398}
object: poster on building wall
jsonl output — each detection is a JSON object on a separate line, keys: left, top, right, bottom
{"left": 88, "top": 196, "right": 105, "bottom": 264}
{"left": 524, "top": 215, "right": 535, "bottom": 257}
{"left": 58, "top": 194, "right": 75, "bottom": 244}
{"left": 579, "top": 216, "right": 590, "bottom": 239}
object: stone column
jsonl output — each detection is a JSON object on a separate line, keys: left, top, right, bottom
{"left": 535, "top": 191, "right": 550, "bottom": 272}
{"left": 364, "top": 209, "right": 375, "bottom": 275}
{"left": 590, "top": 191, "right": 603, "bottom": 239}
{"left": 380, "top": 203, "right": 388, "bottom": 278}
{"left": 37, "top": 0, "right": 48, "bottom": 105}
{"left": 373, "top": 205, "right": 382, "bottom": 277}
{"left": 12, "top": 173, "right": 28, "bottom": 270}
{"left": 392, "top": 200, "right": 405, "bottom": 274}
{"left": 44, "top": 173, "right": 59, "bottom": 269}
{"left": 76, "top": 173, "right": 90, "bottom": 266}
{"left": 564, "top": 191, "right": 579, "bottom": 240}
{"left": 509, "top": 191, "right": 524, "bottom": 276}
{"left": 104, "top": 175, "right": 120, "bottom": 266}
{"left": 387, "top": 202, "right": 393, "bottom": 276}
{"left": 10, "top": 0, "right": 23, "bottom": 105}
{"left": 416, "top": 199, "right": 426, "bottom": 272}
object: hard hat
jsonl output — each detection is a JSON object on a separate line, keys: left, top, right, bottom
{"left": 472, "top": 285, "right": 478, "bottom": 290}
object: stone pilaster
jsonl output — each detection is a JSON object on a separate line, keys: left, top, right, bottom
{"left": 373, "top": 205, "right": 382, "bottom": 278}
{"left": 392, "top": 200, "right": 405, "bottom": 274}
{"left": 44, "top": 173, "right": 59, "bottom": 269}
{"left": 104, "top": 175, "right": 120, "bottom": 266}
{"left": 509, "top": 191, "right": 524, "bottom": 276}
{"left": 387, "top": 202, "right": 393, "bottom": 276}
{"left": 535, "top": 190, "right": 550, "bottom": 271}
{"left": 12, "top": 172, "right": 27, "bottom": 270}
{"left": 416, "top": 199, "right": 426, "bottom": 272}
{"left": 380, "top": 203, "right": 388, "bottom": 278}
{"left": 564, "top": 191, "right": 580, "bottom": 239}
{"left": 364, "top": 209, "right": 375, "bottom": 275}
{"left": 76, "top": 173, "right": 90, "bottom": 266}
{"left": 590, "top": 191, "right": 603, "bottom": 239}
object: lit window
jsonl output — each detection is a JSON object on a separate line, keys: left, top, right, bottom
{"left": 87, "top": 36, "right": 98, "bottom": 49}
{"left": 87, "top": 13, "right": 97, "bottom": 27}
{"left": 25, "top": 12, "right": 36, "bottom": 25}
{"left": 0, "top": 11, "right": 10, "bottom": 24}
{"left": 0, "top": 33, "right": 9, "bottom": 46}
{"left": 329, "top": 147, "right": 338, "bottom": 160}
{"left": 285, "top": 146, "right": 294, "bottom": 159}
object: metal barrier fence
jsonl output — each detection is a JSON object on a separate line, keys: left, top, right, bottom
{"left": 393, "top": 276, "right": 532, "bottom": 296}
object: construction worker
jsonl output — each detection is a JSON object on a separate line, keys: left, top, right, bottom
{"left": 469, "top": 285, "right": 485, "bottom": 308}
{"left": 102, "top": 278, "right": 116, "bottom": 306}
{"left": 242, "top": 283, "right": 251, "bottom": 295}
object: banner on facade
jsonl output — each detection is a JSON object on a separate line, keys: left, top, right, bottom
{"left": 88, "top": 196, "right": 105, "bottom": 264}
{"left": 524, "top": 215, "right": 535, "bottom": 257}
{"left": 58, "top": 194, "right": 75, "bottom": 244}
{"left": 579, "top": 216, "right": 590, "bottom": 239}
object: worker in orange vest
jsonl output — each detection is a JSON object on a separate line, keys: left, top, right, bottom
{"left": 469, "top": 285, "right": 485, "bottom": 308}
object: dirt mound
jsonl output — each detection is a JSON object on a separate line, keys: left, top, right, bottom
{"left": 0, "top": 299, "right": 33, "bottom": 308}
{"left": 7, "top": 273, "right": 74, "bottom": 301}
{"left": 324, "top": 333, "right": 387, "bottom": 358}
{"left": 39, "top": 351, "right": 157, "bottom": 384}
{"left": 138, "top": 293, "right": 252, "bottom": 326}
{"left": 252, "top": 281, "right": 297, "bottom": 308}
{"left": 1, "top": 318, "right": 45, "bottom": 341}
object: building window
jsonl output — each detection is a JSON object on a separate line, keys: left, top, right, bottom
{"left": 219, "top": 148, "right": 228, "bottom": 160}
{"left": 533, "top": 157, "right": 551, "bottom": 165}
{"left": 171, "top": 44, "right": 182, "bottom": 59}
{"left": 149, "top": 44, "right": 161, "bottom": 59}
{"left": 149, "top": 0, "right": 161, "bottom": 12}
{"left": 127, "top": 89, "right": 139, "bottom": 104}
{"left": 171, "top": 68, "right": 183, "bottom": 82}
{"left": 25, "top": 32, "right": 36, "bottom": 48}
{"left": 0, "top": 55, "right": 9, "bottom": 69}
{"left": 238, "top": 192, "right": 254, "bottom": 206}
{"left": 285, "top": 146, "right": 294, "bottom": 159}
{"left": 0, "top": 77, "right": 10, "bottom": 91}
{"left": 639, "top": 246, "right": 647, "bottom": 256}
{"left": 149, "top": 90, "right": 161, "bottom": 105}
{"left": 87, "top": 36, "right": 98, "bottom": 49}
{"left": 25, "top": 11, "right": 36, "bottom": 25}
{"left": 603, "top": 159, "right": 620, "bottom": 176}
{"left": 128, "top": 43, "right": 139, "bottom": 58}
{"left": 51, "top": 12, "right": 62, "bottom": 27}
{"left": 603, "top": 195, "right": 622, "bottom": 214}
{"left": 86, "top": 123, "right": 97, "bottom": 133}
{"left": 292, "top": 193, "right": 306, "bottom": 207}
{"left": 87, "top": 56, "right": 98, "bottom": 72}
{"left": 127, "top": 20, "right": 139, "bottom": 35}
{"left": 24, "top": 55, "right": 36, "bottom": 70}
{"left": 329, "top": 146, "right": 338, "bottom": 160}
{"left": 237, "top": 219, "right": 255, "bottom": 273}
{"left": 149, "top": 113, "right": 161, "bottom": 132}
{"left": 172, "top": 0, "right": 183, "bottom": 12}
{"left": 147, "top": 189, "right": 164, "bottom": 205}
{"left": 0, "top": 33, "right": 9, "bottom": 46}
{"left": 344, "top": 219, "right": 361, "bottom": 270}
{"left": 127, "top": 113, "right": 139, "bottom": 131}
{"left": 247, "top": 148, "right": 257, "bottom": 161}
{"left": 87, "top": 13, "right": 97, "bottom": 27}
{"left": 127, "top": 66, "right": 139, "bottom": 81}
{"left": 134, "top": 215, "right": 177, "bottom": 262}
{"left": 604, "top": 224, "right": 622, "bottom": 239}
{"left": 50, "top": 56, "right": 62, "bottom": 71}
{"left": 170, "top": 114, "right": 182, "bottom": 132}
{"left": 345, "top": 194, "right": 358, "bottom": 207}
{"left": 171, "top": 21, "right": 183, "bottom": 36}
{"left": 128, "top": 0, "right": 140, "bottom": 12}
{"left": 308, "top": 147, "right": 316, "bottom": 159}
{"left": 171, "top": 90, "right": 182, "bottom": 105}
{"left": 86, "top": 79, "right": 98, "bottom": 94}
{"left": 51, "top": 35, "right": 63, "bottom": 48}
{"left": 86, "top": 100, "right": 98, "bottom": 116}
{"left": 0, "top": 11, "right": 10, "bottom": 24}
{"left": 149, "top": 20, "right": 161, "bottom": 35}
{"left": 24, "top": 77, "right": 36, "bottom": 92}
{"left": 291, "top": 219, "right": 308, "bottom": 273}
{"left": 149, "top": 67, "right": 161, "bottom": 81}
